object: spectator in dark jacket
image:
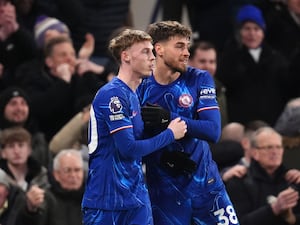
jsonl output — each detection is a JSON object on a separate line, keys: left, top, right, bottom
{"left": 226, "top": 127, "right": 300, "bottom": 225}
{"left": 49, "top": 149, "right": 85, "bottom": 225}
{"left": 0, "top": 0, "right": 38, "bottom": 89}
{"left": 0, "top": 86, "right": 51, "bottom": 168}
{"left": 15, "top": 36, "right": 104, "bottom": 141}
{"left": 264, "top": 0, "right": 300, "bottom": 60}
{"left": 44, "top": 0, "right": 131, "bottom": 67}
{"left": 216, "top": 4, "right": 290, "bottom": 126}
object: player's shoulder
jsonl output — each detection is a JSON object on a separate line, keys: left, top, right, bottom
{"left": 96, "top": 78, "right": 128, "bottom": 101}
{"left": 186, "top": 66, "right": 211, "bottom": 77}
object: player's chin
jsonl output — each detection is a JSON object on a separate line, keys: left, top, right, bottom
{"left": 177, "top": 64, "right": 187, "bottom": 73}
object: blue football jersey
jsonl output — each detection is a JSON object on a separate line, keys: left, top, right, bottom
{"left": 137, "top": 66, "right": 223, "bottom": 195}
{"left": 82, "top": 77, "right": 175, "bottom": 210}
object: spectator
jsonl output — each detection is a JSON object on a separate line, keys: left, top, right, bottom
{"left": 275, "top": 98, "right": 300, "bottom": 141}
{"left": 0, "top": 127, "right": 60, "bottom": 225}
{"left": 44, "top": 0, "right": 131, "bottom": 67}
{"left": 33, "top": 15, "right": 70, "bottom": 49}
{"left": 32, "top": 15, "right": 109, "bottom": 78}
{"left": 0, "top": 168, "right": 55, "bottom": 225}
{"left": 226, "top": 127, "right": 300, "bottom": 225}
{"left": 220, "top": 122, "right": 245, "bottom": 142}
{"left": 0, "top": 86, "right": 51, "bottom": 168}
{"left": 15, "top": 36, "right": 105, "bottom": 141}
{"left": 49, "top": 149, "right": 85, "bottom": 225}
{"left": 0, "top": 127, "right": 49, "bottom": 191}
{"left": 189, "top": 41, "right": 228, "bottom": 127}
{"left": 211, "top": 122, "right": 245, "bottom": 171}
{"left": 264, "top": 0, "right": 300, "bottom": 60}
{"left": 0, "top": 169, "right": 28, "bottom": 225}
{"left": 275, "top": 97, "right": 300, "bottom": 138}
{"left": 0, "top": 0, "right": 38, "bottom": 89}
{"left": 220, "top": 120, "right": 269, "bottom": 182}
{"left": 216, "top": 4, "right": 290, "bottom": 126}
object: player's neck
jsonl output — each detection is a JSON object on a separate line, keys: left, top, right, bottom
{"left": 117, "top": 68, "right": 141, "bottom": 91}
{"left": 153, "top": 66, "right": 180, "bottom": 85}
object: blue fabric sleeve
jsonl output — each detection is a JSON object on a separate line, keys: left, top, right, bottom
{"left": 112, "top": 128, "right": 174, "bottom": 159}
{"left": 171, "top": 109, "right": 221, "bottom": 143}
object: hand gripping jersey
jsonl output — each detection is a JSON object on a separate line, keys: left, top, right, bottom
{"left": 82, "top": 77, "right": 175, "bottom": 210}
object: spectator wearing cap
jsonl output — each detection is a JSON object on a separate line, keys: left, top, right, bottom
{"left": 216, "top": 4, "right": 290, "bottom": 126}
{"left": 0, "top": 86, "right": 51, "bottom": 168}
{"left": 32, "top": 15, "right": 108, "bottom": 78}
{"left": 41, "top": 0, "right": 131, "bottom": 66}
{"left": 34, "top": 15, "right": 70, "bottom": 49}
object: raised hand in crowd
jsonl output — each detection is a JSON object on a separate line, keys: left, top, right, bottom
{"left": 0, "top": 1, "right": 19, "bottom": 41}
{"left": 26, "top": 185, "right": 46, "bottom": 212}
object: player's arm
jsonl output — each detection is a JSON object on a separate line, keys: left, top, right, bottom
{"left": 141, "top": 103, "right": 220, "bottom": 142}
{"left": 175, "top": 108, "right": 221, "bottom": 143}
{"left": 113, "top": 127, "right": 172, "bottom": 158}
{"left": 112, "top": 118, "right": 186, "bottom": 159}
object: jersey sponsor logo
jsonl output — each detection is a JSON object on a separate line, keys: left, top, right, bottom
{"left": 109, "top": 114, "right": 125, "bottom": 121}
{"left": 179, "top": 94, "right": 193, "bottom": 107}
{"left": 200, "top": 87, "right": 216, "bottom": 100}
{"left": 109, "top": 96, "right": 123, "bottom": 114}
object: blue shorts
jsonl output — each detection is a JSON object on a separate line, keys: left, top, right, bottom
{"left": 82, "top": 204, "right": 153, "bottom": 225}
{"left": 150, "top": 184, "right": 239, "bottom": 225}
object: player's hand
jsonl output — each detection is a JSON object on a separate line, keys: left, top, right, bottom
{"left": 167, "top": 117, "right": 186, "bottom": 140}
{"left": 141, "top": 103, "right": 170, "bottom": 133}
{"left": 160, "top": 150, "right": 197, "bottom": 177}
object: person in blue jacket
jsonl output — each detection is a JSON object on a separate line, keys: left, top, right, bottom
{"left": 81, "top": 28, "right": 187, "bottom": 225}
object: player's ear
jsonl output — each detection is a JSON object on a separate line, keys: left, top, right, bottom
{"left": 154, "top": 43, "right": 163, "bottom": 57}
{"left": 121, "top": 50, "right": 130, "bottom": 63}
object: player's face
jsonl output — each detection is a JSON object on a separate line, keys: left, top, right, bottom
{"left": 4, "top": 97, "right": 29, "bottom": 125}
{"left": 126, "top": 41, "right": 155, "bottom": 78}
{"left": 53, "top": 155, "right": 84, "bottom": 191}
{"left": 1, "top": 142, "right": 31, "bottom": 166}
{"left": 240, "top": 22, "right": 264, "bottom": 49}
{"left": 160, "top": 36, "right": 190, "bottom": 73}
{"left": 189, "top": 48, "right": 216, "bottom": 76}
